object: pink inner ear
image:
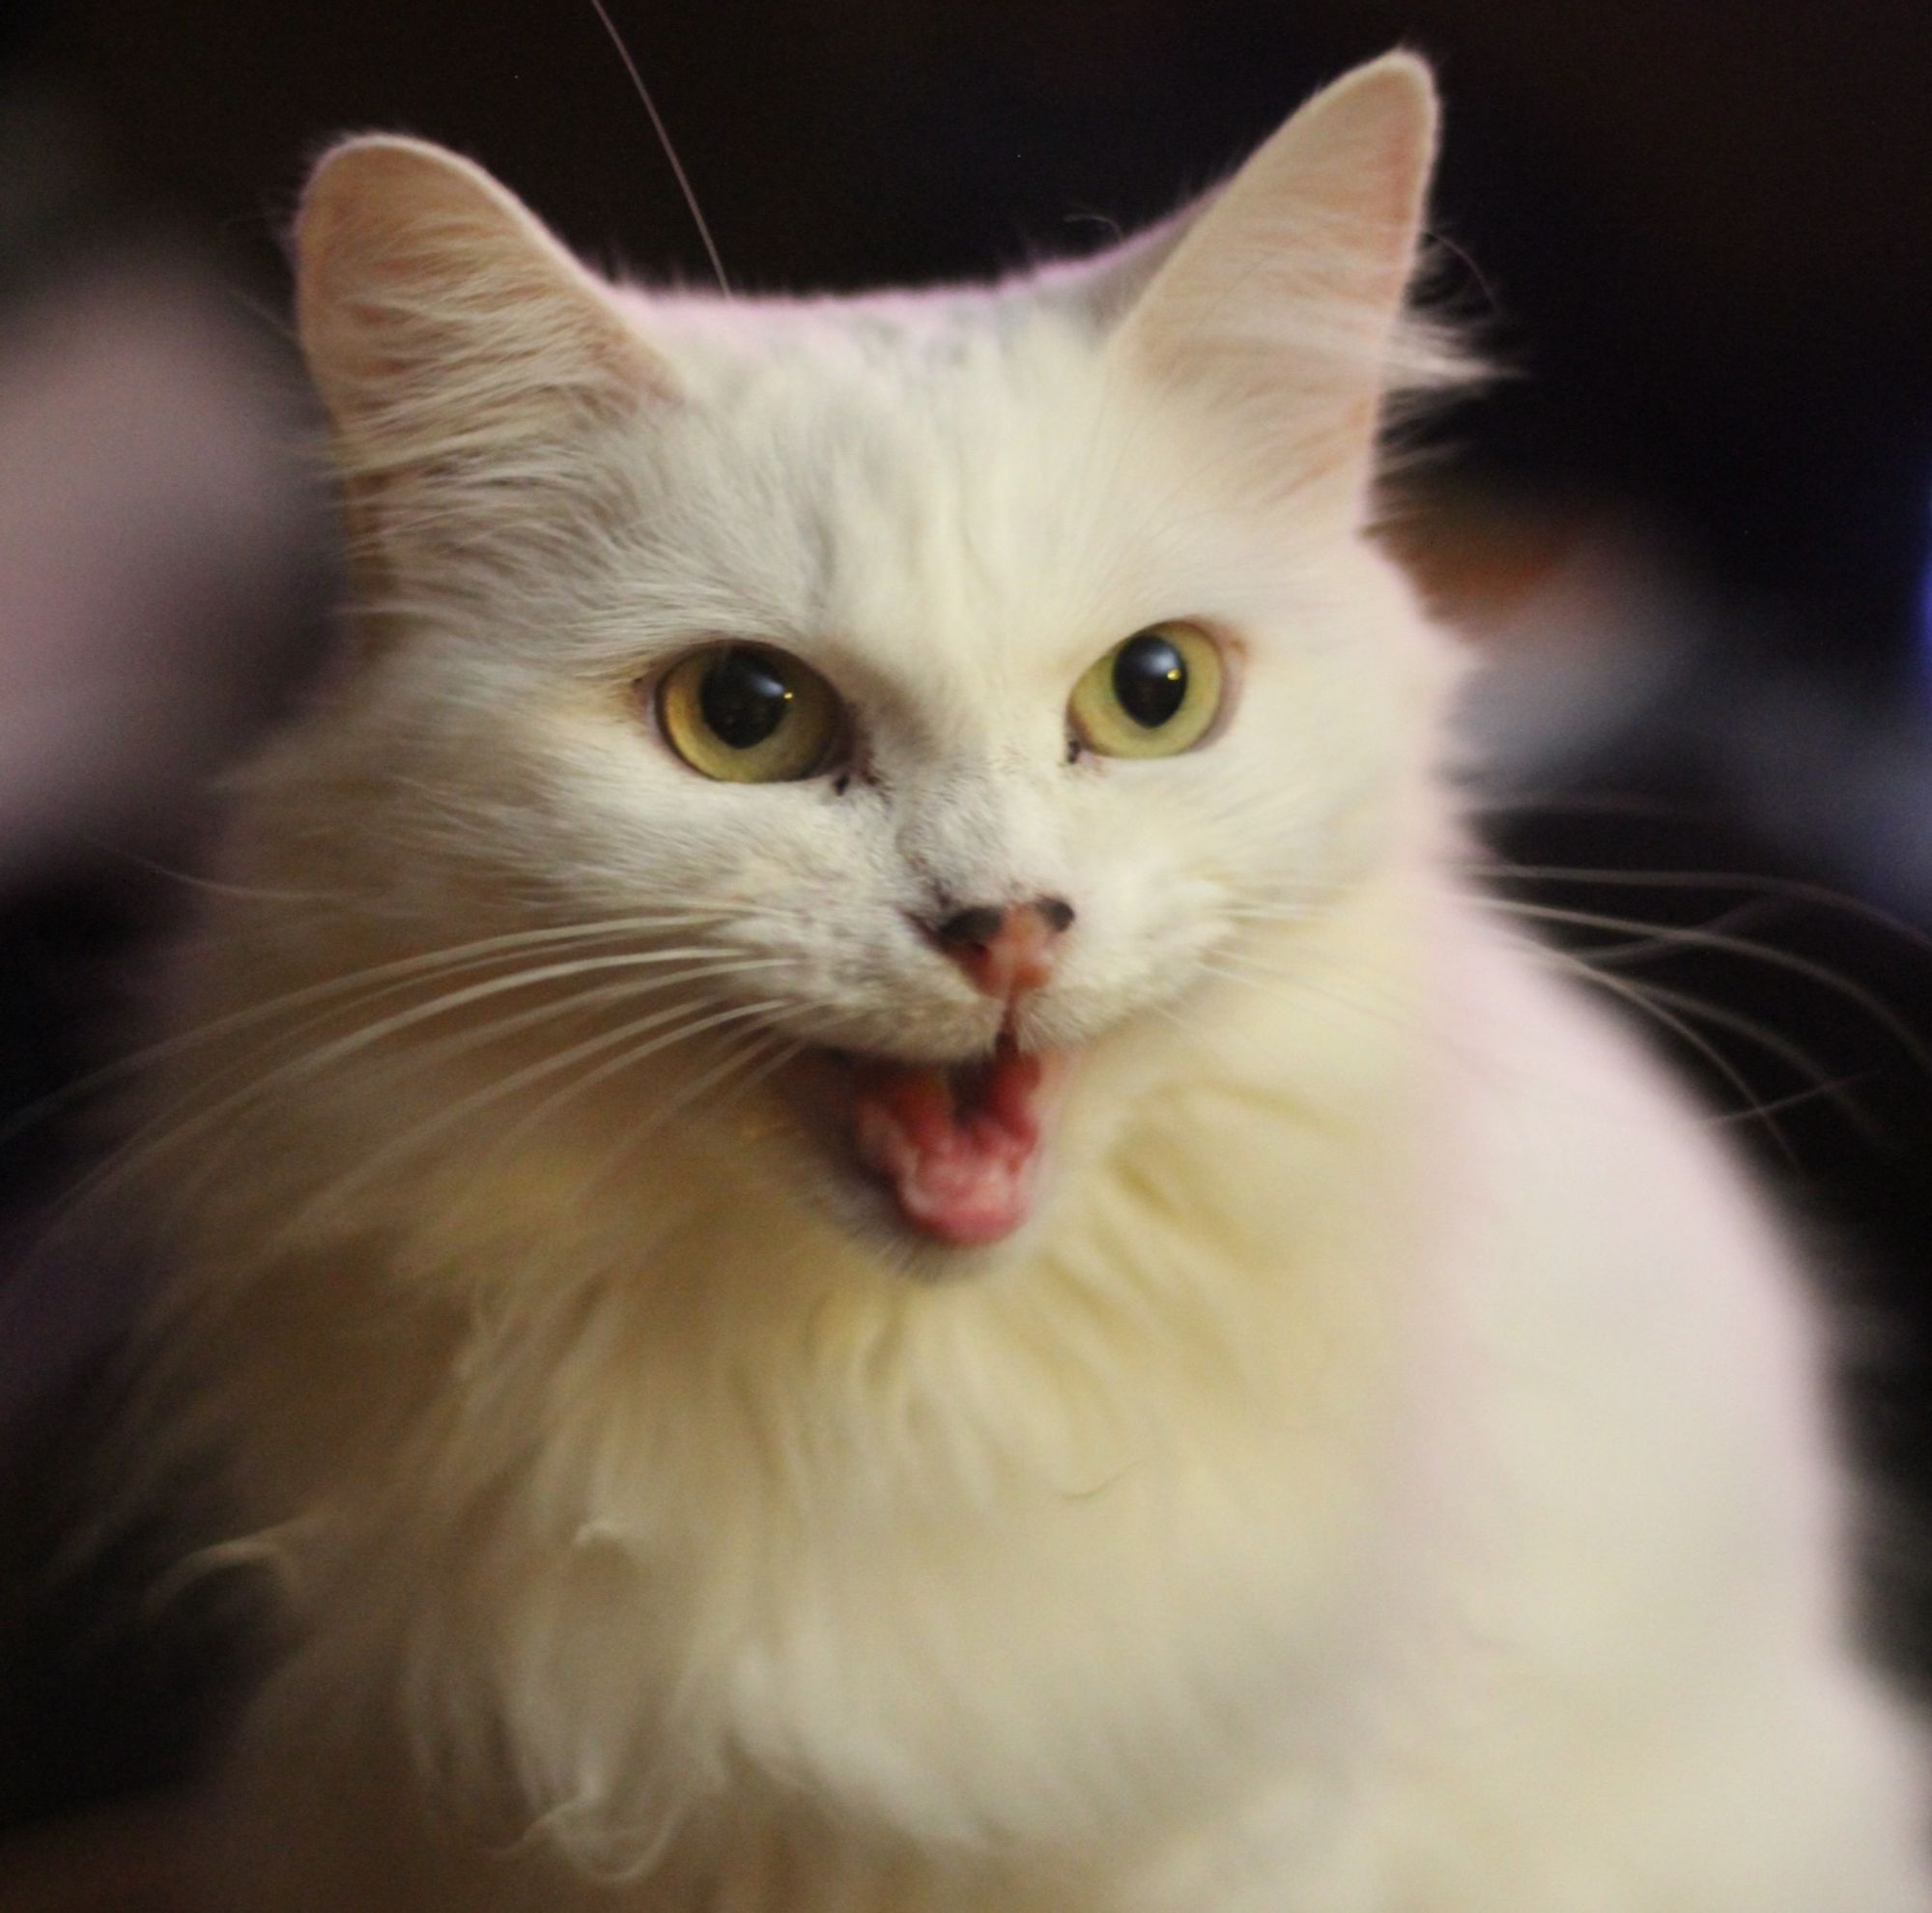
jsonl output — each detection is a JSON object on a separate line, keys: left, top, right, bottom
{"left": 296, "top": 137, "right": 671, "bottom": 451}
{"left": 1103, "top": 55, "right": 1439, "bottom": 498}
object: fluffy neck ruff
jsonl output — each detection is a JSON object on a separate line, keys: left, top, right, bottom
{"left": 144, "top": 866, "right": 1463, "bottom": 1875}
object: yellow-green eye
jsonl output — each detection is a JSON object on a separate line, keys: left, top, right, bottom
{"left": 656, "top": 644, "right": 844, "bottom": 783}
{"left": 1068, "top": 622, "right": 1226, "bottom": 759}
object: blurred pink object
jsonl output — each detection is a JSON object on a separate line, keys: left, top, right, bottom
{"left": 0, "top": 246, "right": 319, "bottom": 882}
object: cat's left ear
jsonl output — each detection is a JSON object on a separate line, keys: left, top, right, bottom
{"left": 294, "top": 136, "right": 673, "bottom": 629}
{"left": 1080, "top": 52, "right": 1445, "bottom": 511}
{"left": 295, "top": 135, "right": 668, "bottom": 484}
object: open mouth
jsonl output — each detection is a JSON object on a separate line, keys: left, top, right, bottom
{"left": 837, "top": 1035, "right": 1070, "bottom": 1248}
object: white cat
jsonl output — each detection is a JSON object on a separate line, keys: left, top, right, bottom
{"left": 125, "top": 51, "right": 1929, "bottom": 1911}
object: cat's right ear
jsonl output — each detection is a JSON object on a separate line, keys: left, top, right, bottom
{"left": 1062, "top": 54, "right": 1452, "bottom": 515}
{"left": 294, "top": 135, "right": 668, "bottom": 488}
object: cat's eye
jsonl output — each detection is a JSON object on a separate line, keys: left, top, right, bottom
{"left": 1068, "top": 622, "right": 1226, "bottom": 759}
{"left": 655, "top": 644, "right": 845, "bottom": 784}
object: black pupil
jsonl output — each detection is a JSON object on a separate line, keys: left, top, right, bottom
{"left": 1112, "top": 632, "right": 1188, "bottom": 728}
{"left": 700, "top": 648, "right": 793, "bottom": 751}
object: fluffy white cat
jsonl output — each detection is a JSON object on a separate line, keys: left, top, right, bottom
{"left": 125, "top": 51, "right": 1929, "bottom": 1911}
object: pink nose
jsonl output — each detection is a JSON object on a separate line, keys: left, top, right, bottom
{"left": 928, "top": 897, "right": 1075, "bottom": 1000}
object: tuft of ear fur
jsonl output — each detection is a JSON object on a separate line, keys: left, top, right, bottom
{"left": 295, "top": 137, "right": 669, "bottom": 621}
{"left": 296, "top": 135, "right": 666, "bottom": 475}
{"left": 1100, "top": 53, "right": 1460, "bottom": 509}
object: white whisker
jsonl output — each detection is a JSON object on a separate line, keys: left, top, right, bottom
{"left": 288, "top": 996, "right": 790, "bottom": 1236}
{"left": 562, "top": 1029, "right": 804, "bottom": 1217}
{"left": 1486, "top": 897, "right": 1932, "bottom": 1083}
{"left": 1, "top": 909, "right": 757, "bottom": 1151}
{"left": 44, "top": 951, "right": 784, "bottom": 1236}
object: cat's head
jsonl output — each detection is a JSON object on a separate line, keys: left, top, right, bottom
{"left": 262, "top": 53, "right": 1462, "bottom": 1267}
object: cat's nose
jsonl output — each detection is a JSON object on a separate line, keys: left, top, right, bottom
{"left": 925, "top": 897, "right": 1075, "bottom": 1000}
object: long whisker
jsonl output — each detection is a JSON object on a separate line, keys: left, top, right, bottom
{"left": 1462, "top": 858, "right": 1932, "bottom": 963}
{"left": 1549, "top": 959, "right": 1801, "bottom": 1163}
{"left": 0, "top": 910, "right": 756, "bottom": 1151}
{"left": 1534, "top": 898, "right": 1786, "bottom": 968}
{"left": 1485, "top": 897, "right": 1932, "bottom": 1082}
{"left": 586, "top": 0, "right": 730, "bottom": 297}
{"left": 75, "top": 836, "right": 346, "bottom": 907}
{"left": 287, "top": 995, "right": 790, "bottom": 1235}
{"left": 1515, "top": 943, "right": 1838, "bottom": 1157}
{"left": 564, "top": 1029, "right": 804, "bottom": 1216}
{"left": 1192, "top": 952, "right": 1461, "bottom": 1069}
{"left": 141, "top": 948, "right": 780, "bottom": 1159}
{"left": 1218, "top": 886, "right": 1932, "bottom": 1089}
{"left": 1209, "top": 910, "right": 1864, "bottom": 1142}
{"left": 1464, "top": 788, "right": 1712, "bottom": 826}
{"left": 44, "top": 950, "right": 776, "bottom": 1233}
{"left": 473, "top": 1031, "right": 802, "bottom": 1323}
{"left": 1605, "top": 974, "right": 1871, "bottom": 1131}
{"left": 1706, "top": 1077, "right": 1874, "bottom": 1128}
{"left": 477, "top": 999, "right": 792, "bottom": 1174}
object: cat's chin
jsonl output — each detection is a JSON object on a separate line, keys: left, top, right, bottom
{"left": 784, "top": 1036, "right": 1073, "bottom": 1253}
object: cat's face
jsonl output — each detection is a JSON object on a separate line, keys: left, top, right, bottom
{"left": 276, "top": 54, "right": 1455, "bottom": 1259}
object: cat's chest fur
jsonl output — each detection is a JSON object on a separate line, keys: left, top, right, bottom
{"left": 250, "top": 899, "right": 1449, "bottom": 1848}
{"left": 201, "top": 903, "right": 1851, "bottom": 1913}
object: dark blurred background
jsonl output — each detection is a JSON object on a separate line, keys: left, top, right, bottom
{"left": 2, "top": 0, "right": 1931, "bottom": 1875}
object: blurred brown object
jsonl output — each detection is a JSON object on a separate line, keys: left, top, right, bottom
{"left": 0, "top": 1792, "right": 208, "bottom": 1912}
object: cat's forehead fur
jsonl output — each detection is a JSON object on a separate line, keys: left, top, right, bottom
{"left": 585, "top": 286, "right": 1257, "bottom": 700}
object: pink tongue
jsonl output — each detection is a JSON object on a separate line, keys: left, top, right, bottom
{"left": 851, "top": 1040, "right": 1046, "bottom": 1245}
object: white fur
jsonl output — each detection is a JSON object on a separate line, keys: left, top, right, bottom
{"left": 126, "top": 54, "right": 1928, "bottom": 1910}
